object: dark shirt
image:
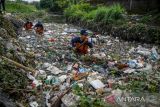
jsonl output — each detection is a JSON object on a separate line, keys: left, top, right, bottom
{"left": 71, "top": 37, "right": 93, "bottom": 48}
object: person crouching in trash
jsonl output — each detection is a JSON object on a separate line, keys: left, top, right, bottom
{"left": 24, "top": 19, "right": 33, "bottom": 31}
{"left": 71, "top": 29, "right": 93, "bottom": 54}
{"left": 34, "top": 21, "right": 44, "bottom": 35}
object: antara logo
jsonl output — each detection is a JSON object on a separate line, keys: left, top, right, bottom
{"left": 117, "top": 97, "right": 146, "bottom": 102}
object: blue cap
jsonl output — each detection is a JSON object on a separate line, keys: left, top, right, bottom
{"left": 80, "top": 29, "right": 88, "bottom": 36}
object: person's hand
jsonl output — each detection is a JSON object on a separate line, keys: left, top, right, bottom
{"left": 84, "top": 38, "right": 88, "bottom": 42}
{"left": 73, "top": 47, "right": 77, "bottom": 52}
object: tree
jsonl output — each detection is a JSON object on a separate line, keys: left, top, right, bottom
{"left": 16, "top": 0, "right": 22, "bottom": 3}
{"left": 40, "top": 0, "right": 53, "bottom": 9}
{"left": 39, "top": 0, "right": 85, "bottom": 12}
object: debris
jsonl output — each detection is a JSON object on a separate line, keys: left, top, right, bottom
{"left": 42, "top": 62, "right": 52, "bottom": 68}
{"left": 67, "top": 64, "right": 73, "bottom": 71}
{"left": 89, "top": 79, "right": 105, "bottom": 89}
{"left": 1, "top": 56, "right": 36, "bottom": 73}
{"left": 29, "top": 101, "right": 39, "bottom": 107}
{"left": 96, "top": 88, "right": 105, "bottom": 95}
{"left": 47, "top": 66, "right": 64, "bottom": 75}
{"left": 1, "top": 15, "right": 160, "bottom": 107}
{"left": 27, "top": 72, "right": 36, "bottom": 81}
{"left": 107, "top": 79, "right": 115, "bottom": 88}
{"left": 73, "top": 63, "right": 79, "bottom": 69}
{"left": 51, "top": 87, "right": 72, "bottom": 107}
{"left": 59, "top": 75, "right": 67, "bottom": 82}
{"left": 61, "top": 93, "right": 79, "bottom": 107}
{"left": 37, "top": 70, "right": 47, "bottom": 79}
{"left": 136, "top": 45, "right": 151, "bottom": 56}
{"left": 45, "top": 75, "right": 60, "bottom": 85}
{"left": 127, "top": 60, "right": 138, "bottom": 68}
{"left": 74, "top": 73, "right": 89, "bottom": 81}
{"left": 123, "top": 68, "right": 135, "bottom": 73}
{"left": 79, "top": 67, "right": 88, "bottom": 73}
{"left": 151, "top": 47, "right": 159, "bottom": 61}
{"left": 137, "top": 64, "right": 152, "bottom": 72}
{"left": 32, "top": 79, "right": 42, "bottom": 88}
{"left": 105, "top": 94, "right": 115, "bottom": 104}
{"left": 92, "top": 52, "right": 106, "bottom": 59}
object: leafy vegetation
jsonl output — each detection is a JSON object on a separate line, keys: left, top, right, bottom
{"left": 72, "top": 84, "right": 111, "bottom": 107}
{"left": 138, "top": 11, "right": 160, "bottom": 26}
{"left": 64, "top": 3, "right": 94, "bottom": 21}
{"left": 39, "top": 0, "right": 85, "bottom": 12}
{"left": 5, "top": 1, "right": 45, "bottom": 20}
{"left": 65, "top": 3, "right": 125, "bottom": 24}
{"left": 112, "top": 23, "right": 160, "bottom": 44}
{"left": 6, "top": 1, "right": 37, "bottom": 13}
{"left": 64, "top": 2, "right": 160, "bottom": 44}
{"left": 114, "top": 72, "right": 160, "bottom": 93}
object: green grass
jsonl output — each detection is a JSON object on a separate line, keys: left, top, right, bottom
{"left": 139, "top": 12, "right": 160, "bottom": 26}
{"left": 94, "top": 6, "right": 107, "bottom": 22}
{"left": 103, "top": 4, "right": 125, "bottom": 23}
{"left": 81, "top": 10, "right": 96, "bottom": 22}
{"left": 6, "top": 1, "right": 37, "bottom": 13}
{"left": 5, "top": 2, "right": 46, "bottom": 20}
{"left": 64, "top": 3, "right": 125, "bottom": 24}
{"left": 64, "top": 3, "right": 94, "bottom": 21}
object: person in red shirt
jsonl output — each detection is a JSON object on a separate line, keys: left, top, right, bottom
{"left": 24, "top": 19, "right": 33, "bottom": 31}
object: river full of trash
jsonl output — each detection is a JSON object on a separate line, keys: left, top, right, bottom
{"left": 17, "top": 21, "right": 160, "bottom": 107}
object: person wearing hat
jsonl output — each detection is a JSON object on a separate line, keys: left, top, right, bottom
{"left": 34, "top": 21, "right": 44, "bottom": 35}
{"left": 71, "top": 29, "right": 93, "bottom": 54}
{"left": 24, "top": 19, "right": 33, "bottom": 31}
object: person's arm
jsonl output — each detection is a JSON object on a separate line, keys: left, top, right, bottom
{"left": 71, "top": 38, "right": 76, "bottom": 47}
{"left": 34, "top": 23, "right": 38, "bottom": 28}
{"left": 71, "top": 37, "right": 79, "bottom": 47}
{"left": 88, "top": 41, "right": 93, "bottom": 48}
{"left": 41, "top": 25, "right": 44, "bottom": 29}
{"left": 88, "top": 43, "right": 93, "bottom": 48}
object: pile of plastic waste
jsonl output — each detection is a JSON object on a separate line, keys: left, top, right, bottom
{"left": 17, "top": 22, "right": 160, "bottom": 107}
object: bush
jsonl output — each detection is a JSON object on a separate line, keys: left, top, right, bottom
{"left": 64, "top": 3, "right": 94, "bottom": 21}
{"left": 139, "top": 15, "right": 152, "bottom": 23}
{"left": 81, "top": 10, "right": 97, "bottom": 22}
{"left": 65, "top": 3, "right": 125, "bottom": 24}
{"left": 112, "top": 23, "right": 160, "bottom": 44}
{"left": 94, "top": 6, "right": 107, "bottom": 22}
{"left": 104, "top": 4, "right": 125, "bottom": 24}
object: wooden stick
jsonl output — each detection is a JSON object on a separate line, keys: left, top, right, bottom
{"left": 1, "top": 55, "right": 35, "bottom": 73}
{"left": 0, "top": 87, "right": 34, "bottom": 92}
{"left": 76, "top": 39, "right": 88, "bottom": 50}
{"left": 51, "top": 87, "right": 72, "bottom": 107}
